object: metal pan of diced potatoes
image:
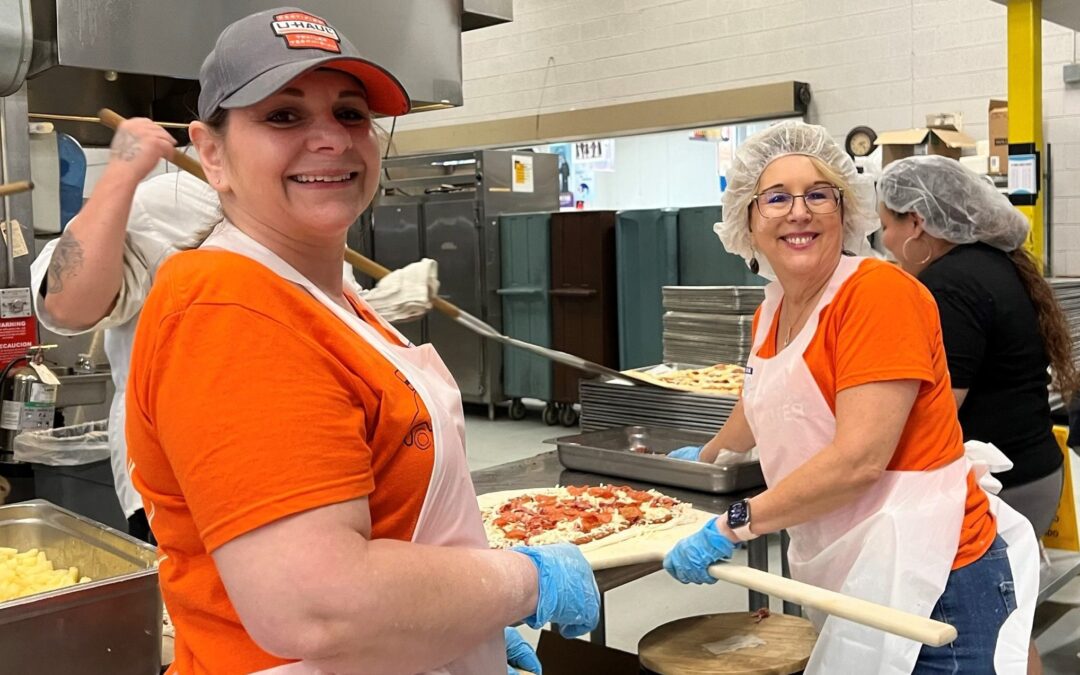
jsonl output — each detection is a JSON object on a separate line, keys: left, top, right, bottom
{"left": 0, "top": 500, "right": 163, "bottom": 675}
{"left": 0, "top": 546, "right": 91, "bottom": 602}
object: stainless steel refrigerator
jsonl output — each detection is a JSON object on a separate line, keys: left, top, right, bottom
{"left": 369, "top": 150, "right": 559, "bottom": 417}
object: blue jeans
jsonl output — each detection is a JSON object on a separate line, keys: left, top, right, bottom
{"left": 911, "top": 535, "right": 1017, "bottom": 674}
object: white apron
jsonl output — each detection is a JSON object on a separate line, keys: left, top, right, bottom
{"left": 741, "top": 256, "right": 1037, "bottom": 674}
{"left": 201, "top": 224, "right": 503, "bottom": 675}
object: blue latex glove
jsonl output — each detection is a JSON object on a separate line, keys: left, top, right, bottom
{"left": 513, "top": 543, "right": 600, "bottom": 638}
{"left": 504, "top": 627, "right": 542, "bottom": 674}
{"left": 663, "top": 518, "right": 736, "bottom": 585}
{"left": 668, "top": 445, "right": 703, "bottom": 461}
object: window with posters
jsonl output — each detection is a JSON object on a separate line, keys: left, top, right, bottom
{"left": 506, "top": 118, "right": 799, "bottom": 212}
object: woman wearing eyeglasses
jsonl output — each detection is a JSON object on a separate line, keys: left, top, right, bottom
{"left": 664, "top": 122, "right": 1038, "bottom": 673}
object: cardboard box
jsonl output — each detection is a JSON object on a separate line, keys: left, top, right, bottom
{"left": 874, "top": 128, "right": 977, "bottom": 168}
{"left": 989, "top": 100, "right": 1009, "bottom": 175}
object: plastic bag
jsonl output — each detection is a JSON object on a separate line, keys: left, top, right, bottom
{"left": 13, "top": 420, "right": 109, "bottom": 467}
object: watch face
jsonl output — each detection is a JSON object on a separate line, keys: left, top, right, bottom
{"left": 728, "top": 500, "right": 750, "bottom": 528}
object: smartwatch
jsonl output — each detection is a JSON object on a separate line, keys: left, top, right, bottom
{"left": 726, "top": 498, "right": 758, "bottom": 541}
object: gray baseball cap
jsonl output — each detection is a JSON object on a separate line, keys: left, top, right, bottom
{"left": 197, "top": 7, "right": 410, "bottom": 120}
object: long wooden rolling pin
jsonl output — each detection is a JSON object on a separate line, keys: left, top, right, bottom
{"left": 0, "top": 180, "right": 33, "bottom": 197}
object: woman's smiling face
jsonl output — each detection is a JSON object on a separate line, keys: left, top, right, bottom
{"left": 196, "top": 68, "right": 382, "bottom": 243}
{"left": 749, "top": 155, "right": 844, "bottom": 281}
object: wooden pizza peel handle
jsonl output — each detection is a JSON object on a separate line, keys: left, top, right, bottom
{"left": 0, "top": 180, "right": 32, "bottom": 197}
{"left": 586, "top": 525, "right": 956, "bottom": 646}
{"left": 342, "top": 248, "right": 460, "bottom": 318}
{"left": 707, "top": 563, "right": 958, "bottom": 647}
{"left": 98, "top": 108, "right": 208, "bottom": 182}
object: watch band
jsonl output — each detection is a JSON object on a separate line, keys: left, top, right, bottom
{"left": 726, "top": 498, "right": 759, "bottom": 542}
{"left": 732, "top": 521, "right": 759, "bottom": 542}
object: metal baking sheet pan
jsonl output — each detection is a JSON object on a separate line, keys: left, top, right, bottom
{"left": 547, "top": 426, "right": 765, "bottom": 494}
{"left": 597, "top": 363, "right": 741, "bottom": 401}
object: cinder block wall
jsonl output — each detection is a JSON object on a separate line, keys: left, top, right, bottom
{"left": 396, "top": 0, "right": 1080, "bottom": 274}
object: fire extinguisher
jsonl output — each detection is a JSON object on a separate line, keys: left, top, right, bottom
{"left": 0, "top": 346, "right": 59, "bottom": 461}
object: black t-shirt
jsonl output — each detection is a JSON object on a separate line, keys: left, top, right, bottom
{"left": 919, "top": 243, "right": 1062, "bottom": 488}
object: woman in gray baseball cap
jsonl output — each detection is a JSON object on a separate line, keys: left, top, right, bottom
{"left": 124, "top": 8, "right": 597, "bottom": 675}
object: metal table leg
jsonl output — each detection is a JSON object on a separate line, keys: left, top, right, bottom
{"left": 747, "top": 536, "right": 769, "bottom": 611}
{"left": 780, "top": 530, "right": 802, "bottom": 616}
{"left": 592, "top": 593, "right": 607, "bottom": 646}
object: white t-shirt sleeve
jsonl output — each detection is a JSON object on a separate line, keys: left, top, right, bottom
{"left": 31, "top": 171, "right": 220, "bottom": 335}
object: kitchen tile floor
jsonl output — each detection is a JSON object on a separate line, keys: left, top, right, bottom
{"left": 464, "top": 408, "right": 1080, "bottom": 673}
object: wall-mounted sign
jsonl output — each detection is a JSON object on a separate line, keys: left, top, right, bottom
{"left": 511, "top": 154, "right": 534, "bottom": 193}
{"left": 573, "top": 139, "right": 615, "bottom": 171}
{"left": 1007, "top": 153, "right": 1037, "bottom": 196}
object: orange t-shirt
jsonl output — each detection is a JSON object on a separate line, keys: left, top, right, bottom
{"left": 751, "top": 259, "right": 995, "bottom": 569}
{"left": 126, "top": 250, "right": 436, "bottom": 674}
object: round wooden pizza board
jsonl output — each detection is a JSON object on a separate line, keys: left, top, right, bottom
{"left": 638, "top": 612, "right": 816, "bottom": 675}
{"left": 476, "top": 488, "right": 715, "bottom": 571}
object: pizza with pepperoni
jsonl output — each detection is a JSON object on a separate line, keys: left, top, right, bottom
{"left": 481, "top": 484, "right": 692, "bottom": 550}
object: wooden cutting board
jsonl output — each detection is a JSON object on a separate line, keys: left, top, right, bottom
{"left": 638, "top": 612, "right": 817, "bottom": 675}
{"left": 477, "top": 488, "right": 715, "bottom": 570}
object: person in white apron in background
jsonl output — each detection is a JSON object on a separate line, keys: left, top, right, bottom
{"left": 121, "top": 8, "right": 599, "bottom": 674}
{"left": 663, "top": 121, "right": 1039, "bottom": 674}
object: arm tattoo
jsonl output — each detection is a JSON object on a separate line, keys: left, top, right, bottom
{"left": 46, "top": 232, "right": 84, "bottom": 294}
{"left": 110, "top": 129, "right": 140, "bottom": 161}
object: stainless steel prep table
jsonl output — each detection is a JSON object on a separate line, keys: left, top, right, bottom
{"left": 471, "top": 450, "right": 771, "bottom": 646}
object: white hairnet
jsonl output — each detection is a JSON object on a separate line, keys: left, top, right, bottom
{"left": 713, "top": 121, "right": 879, "bottom": 279}
{"left": 878, "top": 155, "right": 1029, "bottom": 252}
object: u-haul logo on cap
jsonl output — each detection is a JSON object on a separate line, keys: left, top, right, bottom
{"left": 272, "top": 12, "right": 341, "bottom": 53}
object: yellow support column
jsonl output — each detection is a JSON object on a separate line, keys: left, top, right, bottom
{"left": 1008, "top": 0, "right": 1044, "bottom": 264}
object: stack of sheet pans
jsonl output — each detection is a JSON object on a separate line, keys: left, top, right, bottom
{"left": 1050, "top": 278, "right": 1080, "bottom": 363}
{"left": 661, "top": 286, "right": 765, "bottom": 365}
{"left": 579, "top": 364, "right": 738, "bottom": 434}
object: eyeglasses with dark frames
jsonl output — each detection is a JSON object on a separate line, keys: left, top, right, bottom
{"left": 752, "top": 186, "right": 844, "bottom": 218}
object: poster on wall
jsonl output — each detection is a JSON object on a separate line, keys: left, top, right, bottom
{"left": 511, "top": 154, "right": 534, "bottom": 193}
{"left": 548, "top": 143, "right": 574, "bottom": 199}
{"left": 573, "top": 139, "right": 615, "bottom": 172}
{"left": 573, "top": 170, "right": 594, "bottom": 209}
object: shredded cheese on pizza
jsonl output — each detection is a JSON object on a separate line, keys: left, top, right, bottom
{"left": 481, "top": 485, "right": 690, "bottom": 549}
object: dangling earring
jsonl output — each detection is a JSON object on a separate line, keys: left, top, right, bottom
{"left": 747, "top": 224, "right": 760, "bottom": 274}
{"left": 901, "top": 236, "right": 933, "bottom": 266}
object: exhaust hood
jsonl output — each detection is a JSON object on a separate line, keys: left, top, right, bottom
{"left": 6, "top": 0, "right": 510, "bottom": 145}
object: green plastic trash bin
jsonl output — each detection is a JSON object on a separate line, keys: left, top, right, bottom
{"left": 616, "top": 209, "right": 679, "bottom": 369}
{"left": 677, "top": 206, "right": 765, "bottom": 286}
{"left": 498, "top": 213, "right": 556, "bottom": 424}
